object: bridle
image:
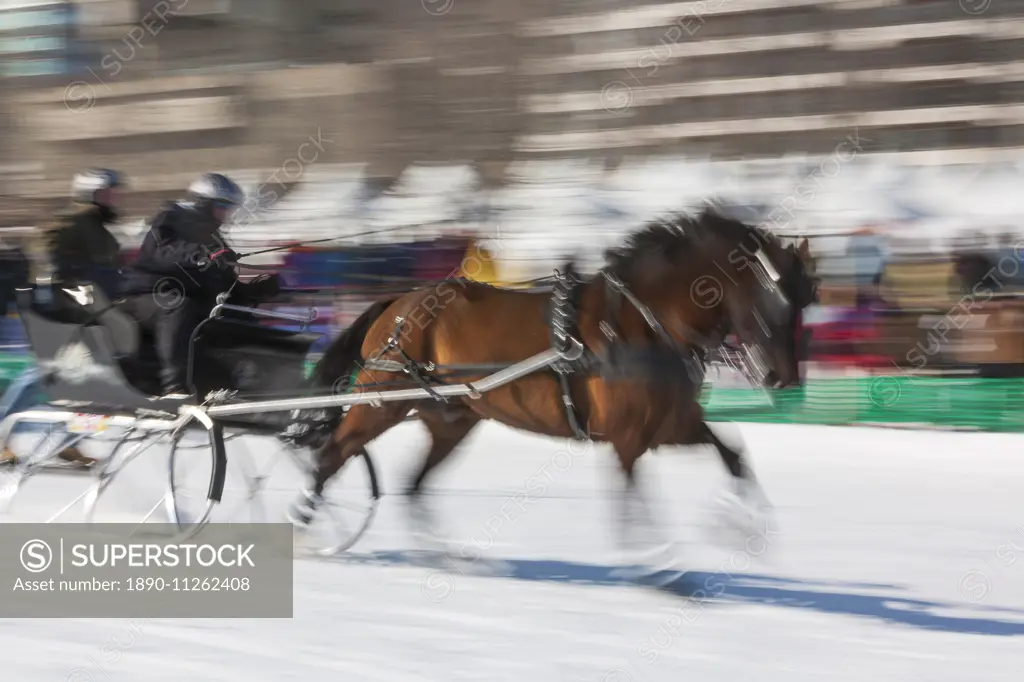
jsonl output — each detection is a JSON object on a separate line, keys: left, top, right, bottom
{"left": 716, "top": 246, "right": 806, "bottom": 388}
{"left": 596, "top": 245, "right": 791, "bottom": 388}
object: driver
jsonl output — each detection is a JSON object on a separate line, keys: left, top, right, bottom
{"left": 120, "top": 173, "right": 280, "bottom": 395}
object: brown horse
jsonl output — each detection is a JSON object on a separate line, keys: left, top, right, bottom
{"left": 291, "top": 208, "right": 817, "bottom": 554}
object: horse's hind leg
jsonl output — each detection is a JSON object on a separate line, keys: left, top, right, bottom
{"left": 408, "top": 405, "right": 480, "bottom": 496}
{"left": 405, "top": 405, "right": 480, "bottom": 550}
{"left": 288, "top": 400, "right": 411, "bottom": 527}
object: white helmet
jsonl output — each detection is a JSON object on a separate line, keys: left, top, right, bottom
{"left": 71, "top": 168, "right": 123, "bottom": 204}
{"left": 186, "top": 172, "right": 244, "bottom": 209}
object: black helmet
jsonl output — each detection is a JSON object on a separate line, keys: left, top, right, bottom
{"left": 186, "top": 172, "right": 244, "bottom": 213}
{"left": 71, "top": 168, "right": 123, "bottom": 205}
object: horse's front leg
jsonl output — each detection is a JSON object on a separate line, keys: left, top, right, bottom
{"left": 701, "top": 422, "right": 776, "bottom": 541}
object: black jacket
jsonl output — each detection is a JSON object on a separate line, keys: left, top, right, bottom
{"left": 29, "top": 202, "right": 122, "bottom": 299}
{"left": 955, "top": 251, "right": 998, "bottom": 295}
{"left": 122, "top": 202, "right": 239, "bottom": 303}
{"left": 0, "top": 246, "right": 29, "bottom": 314}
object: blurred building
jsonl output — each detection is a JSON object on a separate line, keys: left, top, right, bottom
{"left": 0, "top": 1, "right": 79, "bottom": 78}
{"left": 520, "top": 0, "right": 1024, "bottom": 160}
{"left": 0, "top": 0, "right": 1022, "bottom": 228}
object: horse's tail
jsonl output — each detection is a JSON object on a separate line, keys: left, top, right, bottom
{"left": 312, "top": 296, "right": 398, "bottom": 389}
{"left": 291, "top": 297, "right": 397, "bottom": 449}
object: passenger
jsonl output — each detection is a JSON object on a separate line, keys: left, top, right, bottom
{"left": 120, "top": 173, "right": 280, "bottom": 395}
{"left": 28, "top": 168, "right": 125, "bottom": 303}
{"left": 1, "top": 169, "right": 127, "bottom": 468}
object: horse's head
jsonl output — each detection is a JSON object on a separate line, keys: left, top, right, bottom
{"left": 695, "top": 209, "right": 807, "bottom": 388}
{"left": 604, "top": 208, "right": 814, "bottom": 388}
{"left": 755, "top": 235, "right": 818, "bottom": 387}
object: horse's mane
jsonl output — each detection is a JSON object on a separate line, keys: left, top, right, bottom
{"left": 604, "top": 206, "right": 779, "bottom": 275}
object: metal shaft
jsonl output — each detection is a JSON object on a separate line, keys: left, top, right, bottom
{"left": 205, "top": 347, "right": 566, "bottom": 417}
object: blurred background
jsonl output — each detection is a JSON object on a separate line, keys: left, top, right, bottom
{"left": 4, "top": 0, "right": 1024, "bottom": 428}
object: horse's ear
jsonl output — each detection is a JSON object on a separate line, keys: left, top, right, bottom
{"left": 797, "top": 237, "right": 810, "bottom": 258}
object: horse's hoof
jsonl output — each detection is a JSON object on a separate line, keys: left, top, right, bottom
{"left": 405, "top": 495, "right": 457, "bottom": 555}
{"left": 709, "top": 488, "right": 775, "bottom": 546}
{"left": 735, "top": 478, "right": 774, "bottom": 513}
{"left": 287, "top": 490, "right": 321, "bottom": 529}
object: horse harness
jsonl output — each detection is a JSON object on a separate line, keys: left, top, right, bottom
{"left": 545, "top": 264, "right": 711, "bottom": 440}
{"left": 369, "top": 265, "right": 720, "bottom": 442}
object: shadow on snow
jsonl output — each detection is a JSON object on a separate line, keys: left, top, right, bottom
{"left": 329, "top": 550, "right": 1024, "bottom": 637}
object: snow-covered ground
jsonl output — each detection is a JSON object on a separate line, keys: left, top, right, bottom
{"left": 3, "top": 421, "right": 1024, "bottom": 681}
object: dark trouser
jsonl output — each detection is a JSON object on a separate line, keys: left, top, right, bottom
{"left": 120, "top": 295, "right": 209, "bottom": 391}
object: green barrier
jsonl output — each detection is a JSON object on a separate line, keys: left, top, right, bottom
{"left": 700, "top": 376, "right": 1024, "bottom": 432}
{"left": 0, "top": 355, "right": 32, "bottom": 393}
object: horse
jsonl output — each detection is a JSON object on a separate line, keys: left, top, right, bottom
{"left": 291, "top": 207, "right": 818, "bottom": 557}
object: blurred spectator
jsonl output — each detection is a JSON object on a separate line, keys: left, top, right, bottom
{"left": 812, "top": 270, "right": 889, "bottom": 369}
{"left": 992, "top": 230, "right": 1024, "bottom": 290}
{"left": 847, "top": 227, "right": 885, "bottom": 289}
{"left": 0, "top": 240, "right": 29, "bottom": 316}
{"left": 457, "top": 235, "right": 499, "bottom": 284}
{"left": 413, "top": 236, "right": 472, "bottom": 282}
{"left": 954, "top": 231, "right": 999, "bottom": 296}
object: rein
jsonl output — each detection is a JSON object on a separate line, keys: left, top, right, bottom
{"left": 598, "top": 269, "right": 715, "bottom": 357}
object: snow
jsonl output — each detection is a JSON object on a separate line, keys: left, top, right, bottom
{"left": 107, "top": 159, "right": 1024, "bottom": 262}
{"left": 3, "top": 421, "right": 1024, "bottom": 681}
